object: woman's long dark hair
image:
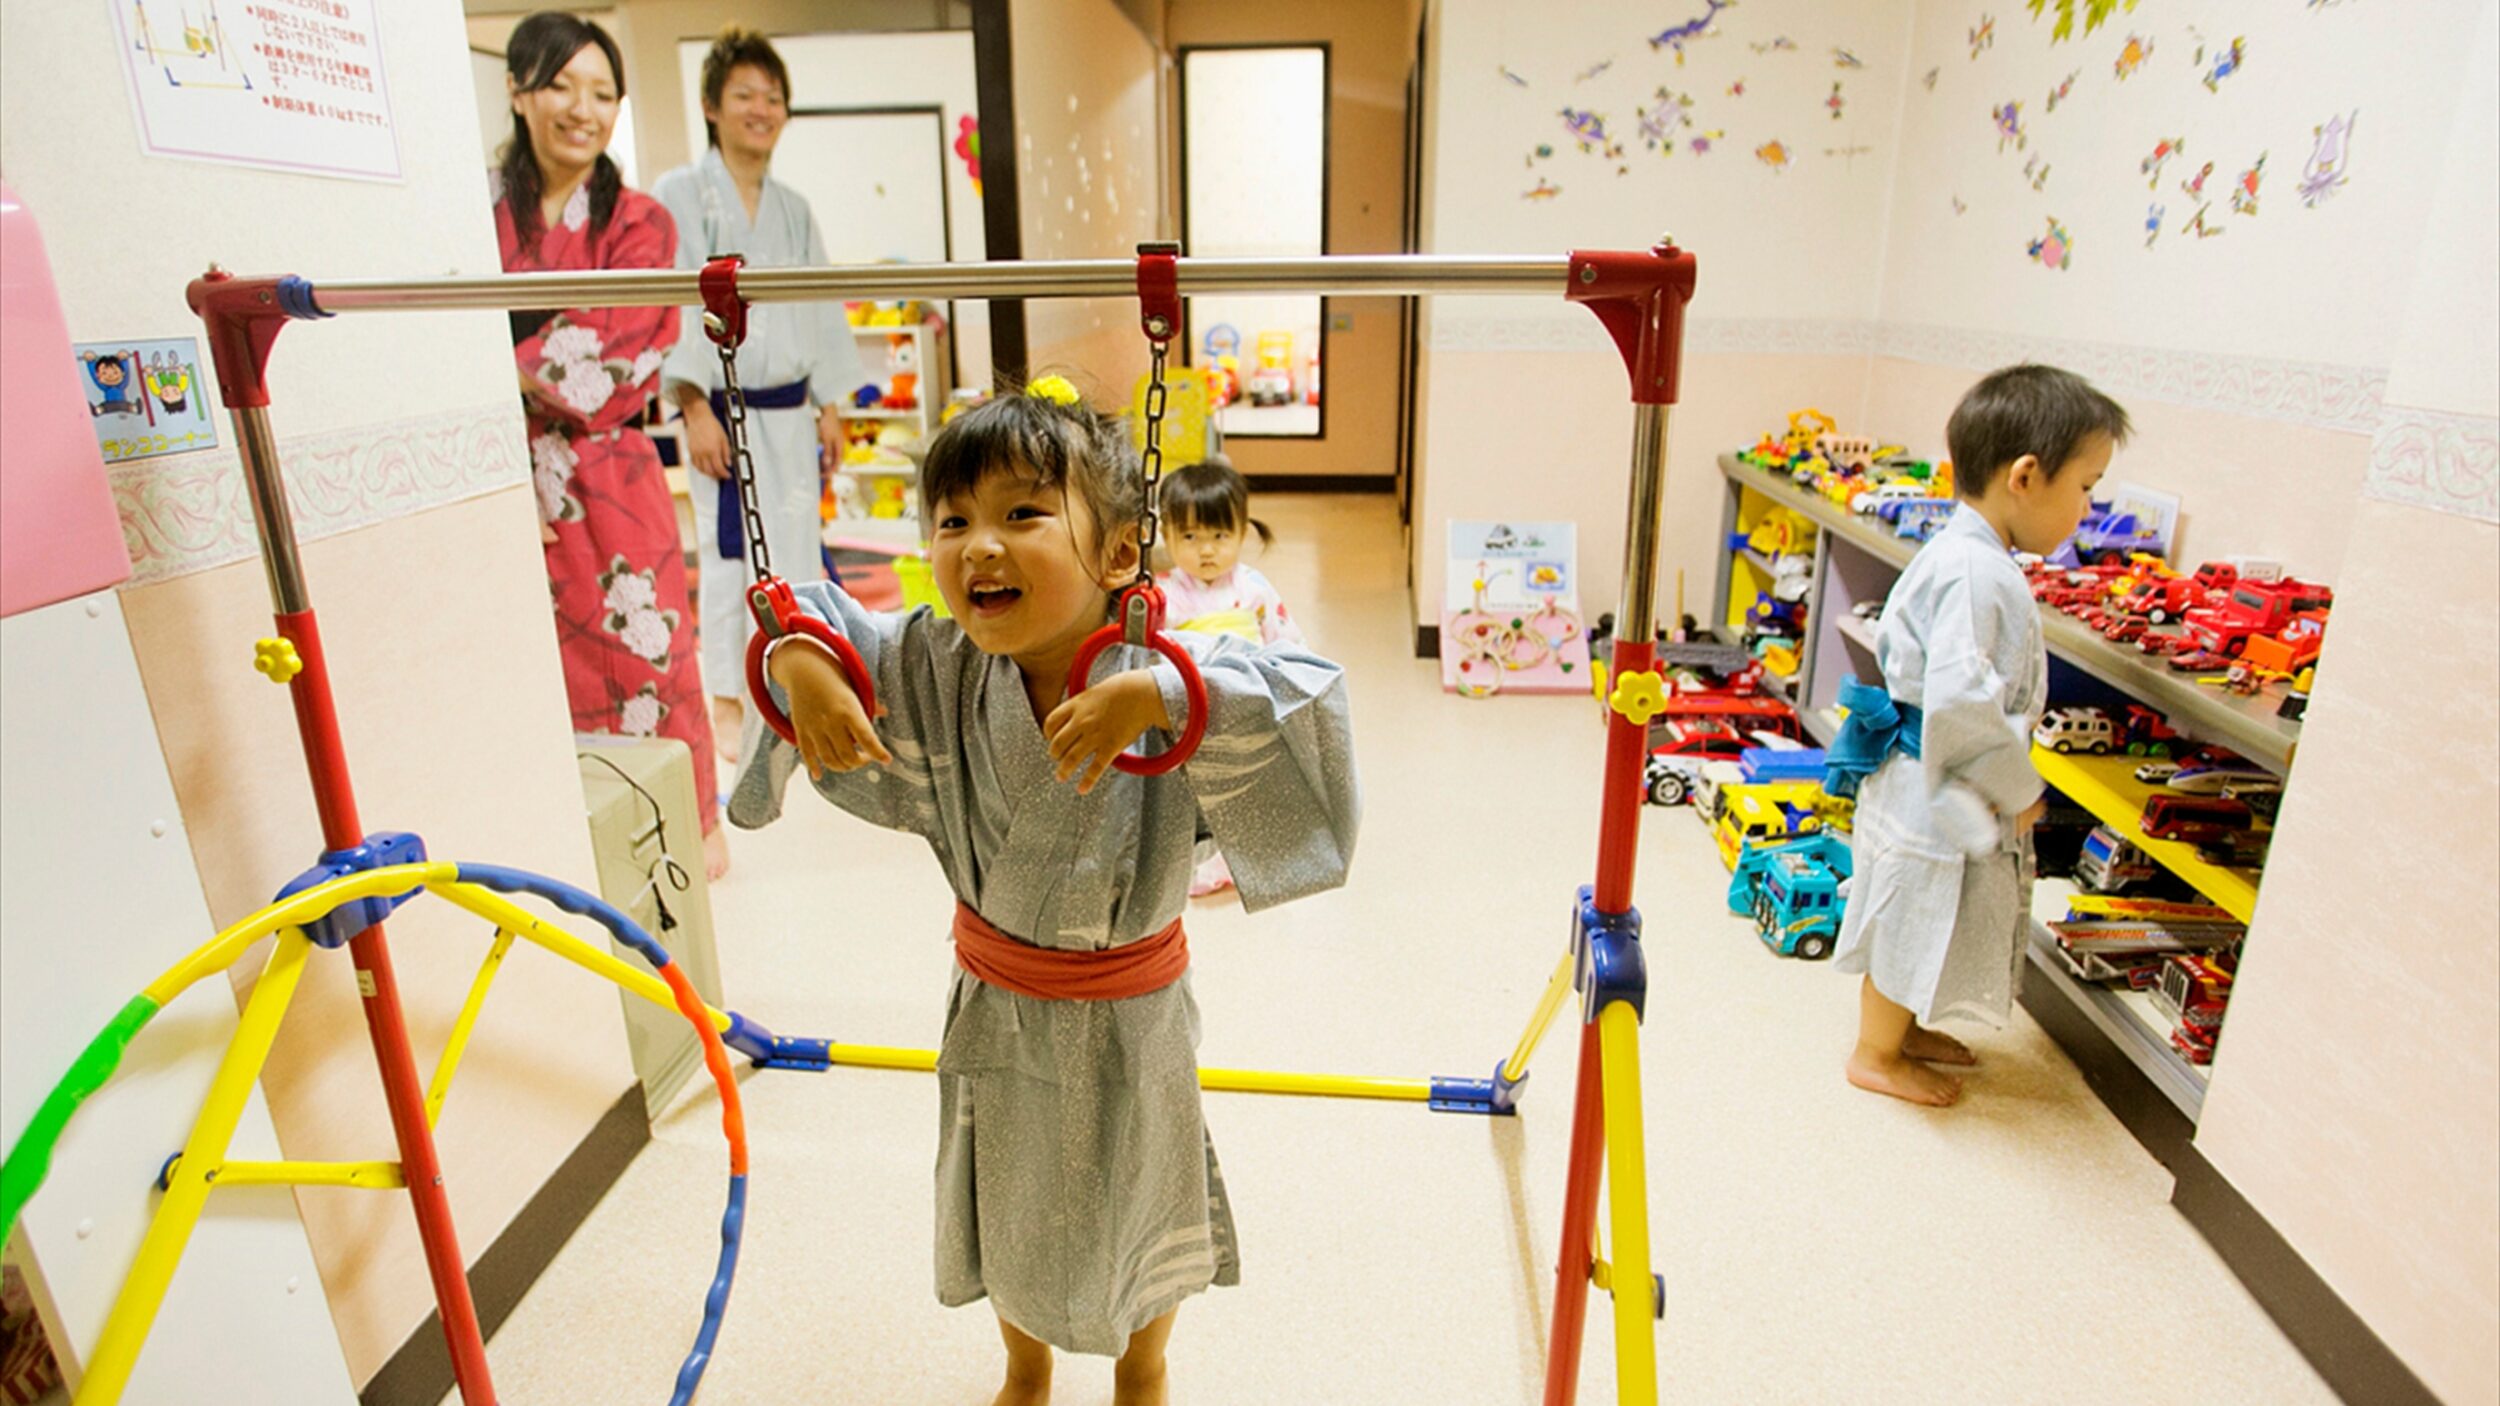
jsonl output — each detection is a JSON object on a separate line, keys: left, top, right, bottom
{"left": 498, "top": 12, "right": 628, "bottom": 259}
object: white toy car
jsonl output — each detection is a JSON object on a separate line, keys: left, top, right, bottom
{"left": 2033, "top": 706, "right": 2117, "bottom": 755}
{"left": 2133, "top": 759, "right": 2182, "bottom": 784}
{"left": 1852, "top": 480, "right": 1930, "bottom": 515}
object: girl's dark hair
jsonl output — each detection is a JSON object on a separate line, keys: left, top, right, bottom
{"left": 701, "top": 27, "right": 791, "bottom": 149}
{"left": 918, "top": 385, "right": 1143, "bottom": 556}
{"left": 498, "top": 12, "right": 628, "bottom": 258}
{"left": 1946, "top": 363, "right": 2132, "bottom": 498}
{"left": 1159, "top": 455, "right": 1273, "bottom": 548}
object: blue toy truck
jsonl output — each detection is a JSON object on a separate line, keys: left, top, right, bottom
{"left": 1757, "top": 848, "right": 1849, "bottom": 959}
{"left": 1727, "top": 830, "right": 1855, "bottom": 959}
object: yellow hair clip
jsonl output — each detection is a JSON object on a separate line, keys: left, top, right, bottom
{"left": 1025, "top": 375, "right": 1081, "bottom": 407}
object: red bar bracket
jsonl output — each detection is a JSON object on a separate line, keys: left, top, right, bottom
{"left": 700, "top": 254, "right": 749, "bottom": 349}
{"left": 187, "top": 268, "right": 328, "bottom": 409}
{"left": 1136, "top": 242, "right": 1180, "bottom": 344}
{"left": 1565, "top": 240, "right": 1699, "bottom": 406}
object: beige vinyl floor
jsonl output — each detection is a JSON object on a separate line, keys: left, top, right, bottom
{"left": 444, "top": 494, "right": 2338, "bottom": 1406}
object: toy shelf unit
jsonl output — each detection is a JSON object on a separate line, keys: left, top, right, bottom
{"left": 1713, "top": 451, "right": 2286, "bottom": 1135}
{"left": 1712, "top": 455, "right": 2303, "bottom": 771}
{"left": 2024, "top": 902, "right": 2213, "bottom": 1119}
{"left": 1710, "top": 475, "right": 1821, "bottom": 701}
{"left": 832, "top": 321, "right": 948, "bottom": 534}
{"left": 2030, "top": 747, "right": 2260, "bottom": 923}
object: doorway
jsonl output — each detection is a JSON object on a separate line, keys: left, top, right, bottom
{"left": 1178, "top": 44, "right": 1329, "bottom": 440}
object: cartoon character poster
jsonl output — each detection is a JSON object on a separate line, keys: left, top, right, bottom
{"left": 77, "top": 337, "right": 218, "bottom": 462}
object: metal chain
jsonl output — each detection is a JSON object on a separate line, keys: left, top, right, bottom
{"left": 1136, "top": 338, "right": 1170, "bottom": 580}
{"left": 708, "top": 325, "right": 773, "bottom": 584}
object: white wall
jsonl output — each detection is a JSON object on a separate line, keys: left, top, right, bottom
{"left": 2189, "top": 7, "right": 2500, "bottom": 1404}
{"left": 1415, "top": 0, "right": 1914, "bottom": 631}
{"left": 1, "top": 0, "right": 638, "bottom": 1384}
{"left": 1882, "top": 1, "right": 2476, "bottom": 366}
{"left": 1011, "top": 0, "right": 1165, "bottom": 401}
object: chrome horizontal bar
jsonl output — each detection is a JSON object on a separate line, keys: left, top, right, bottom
{"left": 305, "top": 255, "right": 1574, "bottom": 313}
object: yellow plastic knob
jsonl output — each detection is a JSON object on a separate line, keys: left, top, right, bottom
{"left": 253, "top": 637, "right": 303, "bottom": 684}
{"left": 1609, "top": 670, "right": 1668, "bottom": 727}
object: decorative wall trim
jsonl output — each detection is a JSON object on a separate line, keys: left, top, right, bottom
{"left": 2362, "top": 404, "right": 2500, "bottom": 523}
{"left": 1427, "top": 314, "right": 2390, "bottom": 436}
{"left": 110, "top": 403, "right": 530, "bottom": 586}
{"left": 1878, "top": 323, "right": 2389, "bottom": 436}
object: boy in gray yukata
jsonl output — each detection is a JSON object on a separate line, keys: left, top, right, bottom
{"left": 1824, "top": 364, "right": 2130, "bottom": 1107}
{"left": 654, "top": 28, "right": 873, "bottom": 769}
{"left": 729, "top": 388, "right": 1357, "bottom": 1403}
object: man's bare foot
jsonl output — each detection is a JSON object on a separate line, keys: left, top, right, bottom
{"left": 711, "top": 696, "right": 743, "bottom": 767}
{"left": 703, "top": 824, "right": 730, "bottom": 882}
{"left": 1902, "top": 1025, "right": 1976, "bottom": 1066}
{"left": 1846, "top": 1048, "right": 1963, "bottom": 1107}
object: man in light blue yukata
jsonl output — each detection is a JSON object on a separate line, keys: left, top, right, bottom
{"left": 655, "top": 26, "right": 874, "bottom": 764}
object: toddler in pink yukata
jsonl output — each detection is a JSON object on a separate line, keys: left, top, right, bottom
{"left": 1156, "top": 455, "right": 1304, "bottom": 895}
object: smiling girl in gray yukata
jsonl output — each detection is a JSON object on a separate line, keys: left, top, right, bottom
{"left": 728, "top": 379, "right": 1360, "bottom": 1405}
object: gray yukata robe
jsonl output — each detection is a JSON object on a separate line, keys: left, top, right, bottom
{"left": 651, "top": 150, "right": 874, "bottom": 694}
{"left": 726, "top": 580, "right": 1360, "bottom": 1354}
{"left": 1833, "top": 504, "right": 2048, "bottom": 1026}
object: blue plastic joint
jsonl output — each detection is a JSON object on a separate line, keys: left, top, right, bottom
{"left": 276, "top": 275, "right": 332, "bottom": 321}
{"left": 1573, "top": 884, "right": 1648, "bottom": 1025}
{"left": 722, "top": 1012, "right": 831, "bottom": 1072}
{"left": 1428, "top": 1057, "right": 1530, "bottom": 1116}
{"left": 273, "top": 831, "right": 429, "bottom": 948}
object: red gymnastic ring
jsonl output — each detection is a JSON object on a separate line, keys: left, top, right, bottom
{"left": 1065, "top": 587, "right": 1208, "bottom": 777}
{"left": 743, "top": 580, "right": 878, "bottom": 747}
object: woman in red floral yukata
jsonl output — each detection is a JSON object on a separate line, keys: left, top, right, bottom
{"left": 495, "top": 12, "right": 728, "bottom": 878}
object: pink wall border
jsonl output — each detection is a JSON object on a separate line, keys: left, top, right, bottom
{"left": 2363, "top": 405, "right": 2500, "bottom": 524}
{"left": 110, "top": 403, "right": 529, "bottom": 586}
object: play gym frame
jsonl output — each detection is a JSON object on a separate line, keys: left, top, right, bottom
{"left": 1, "top": 242, "right": 1699, "bottom": 1405}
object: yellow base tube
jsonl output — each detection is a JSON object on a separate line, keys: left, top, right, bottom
{"left": 1598, "top": 999, "right": 1659, "bottom": 1405}
{"left": 1503, "top": 951, "right": 1579, "bottom": 1085}
{"left": 81, "top": 931, "right": 314, "bottom": 1406}
{"left": 1199, "top": 1067, "right": 1430, "bottom": 1101}
{"left": 440, "top": 880, "right": 1432, "bottom": 1102}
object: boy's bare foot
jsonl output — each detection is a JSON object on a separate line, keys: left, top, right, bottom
{"left": 703, "top": 823, "right": 730, "bottom": 882}
{"left": 1846, "top": 1049, "right": 1963, "bottom": 1107}
{"left": 711, "top": 695, "right": 743, "bottom": 767}
{"left": 991, "top": 1379, "right": 1049, "bottom": 1406}
{"left": 1902, "top": 1025, "right": 1976, "bottom": 1065}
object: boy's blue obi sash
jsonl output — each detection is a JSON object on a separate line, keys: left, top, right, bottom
{"left": 1824, "top": 676, "right": 1922, "bottom": 800}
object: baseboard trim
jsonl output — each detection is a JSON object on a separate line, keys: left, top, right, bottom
{"left": 1415, "top": 623, "right": 1439, "bottom": 659}
{"left": 2021, "top": 962, "right": 2440, "bottom": 1406}
{"left": 1243, "top": 474, "right": 1393, "bottom": 494}
{"left": 360, "top": 1086, "right": 649, "bottom": 1406}
{"left": 2170, "top": 1144, "right": 2441, "bottom": 1406}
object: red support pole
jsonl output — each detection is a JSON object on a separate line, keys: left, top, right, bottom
{"left": 194, "top": 266, "right": 499, "bottom": 1404}
{"left": 278, "top": 611, "right": 497, "bottom": 1402}
{"left": 1541, "top": 1020, "right": 1609, "bottom": 1406}
{"left": 1592, "top": 637, "right": 1657, "bottom": 915}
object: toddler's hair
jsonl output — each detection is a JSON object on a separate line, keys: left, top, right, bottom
{"left": 917, "top": 382, "right": 1143, "bottom": 551}
{"left": 1946, "top": 363, "right": 2132, "bottom": 499}
{"left": 1159, "top": 454, "right": 1274, "bottom": 548}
